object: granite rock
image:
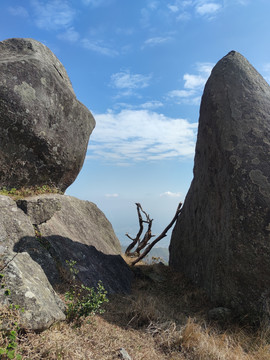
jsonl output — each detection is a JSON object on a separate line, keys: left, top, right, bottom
{"left": 169, "top": 51, "right": 270, "bottom": 319}
{"left": 0, "top": 38, "right": 95, "bottom": 191}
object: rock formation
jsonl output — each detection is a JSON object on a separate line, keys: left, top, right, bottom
{"left": 169, "top": 51, "right": 270, "bottom": 319}
{"left": 0, "top": 38, "right": 132, "bottom": 331}
{"left": 0, "top": 195, "right": 66, "bottom": 330}
{"left": 0, "top": 38, "right": 95, "bottom": 192}
{"left": 0, "top": 194, "right": 133, "bottom": 330}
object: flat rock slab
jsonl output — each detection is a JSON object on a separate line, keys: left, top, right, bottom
{"left": 169, "top": 51, "right": 270, "bottom": 320}
{"left": 0, "top": 38, "right": 95, "bottom": 191}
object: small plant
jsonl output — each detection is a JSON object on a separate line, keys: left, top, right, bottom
{"left": 0, "top": 274, "right": 22, "bottom": 360}
{"left": 64, "top": 260, "right": 108, "bottom": 324}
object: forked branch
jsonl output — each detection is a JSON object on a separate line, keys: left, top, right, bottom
{"left": 125, "top": 202, "right": 182, "bottom": 265}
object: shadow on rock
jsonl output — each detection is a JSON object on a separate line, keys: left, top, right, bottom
{"left": 14, "top": 235, "right": 133, "bottom": 295}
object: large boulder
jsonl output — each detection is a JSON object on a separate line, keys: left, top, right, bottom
{"left": 0, "top": 194, "right": 133, "bottom": 330}
{"left": 169, "top": 51, "right": 270, "bottom": 319}
{"left": 15, "top": 194, "right": 132, "bottom": 294}
{"left": 0, "top": 38, "right": 95, "bottom": 191}
{"left": 0, "top": 251, "right": 66, "bottom": 331}
{"left": 0, "top": 195, "right": 65, "bottom": 330}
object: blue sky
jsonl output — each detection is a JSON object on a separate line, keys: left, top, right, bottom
{"left": 1, "top": 0, "right": 270, "bottom": 247}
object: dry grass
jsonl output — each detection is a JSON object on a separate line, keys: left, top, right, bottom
{"left": 0, "top": 185, "right": 62, "bottom": 200}
{"left": 2, "top": 261, "right": 270, "bottom": 359}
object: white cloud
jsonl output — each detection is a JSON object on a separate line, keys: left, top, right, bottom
{"left": 8, "top": 6, "right": 29, "bottom": 17}
{"left": 168, "top": 61, "right": 214, "bottom": 104}
{"left": 113, "top": 101, "right": 164, "bottom": 111}
{"left": 196, "top": 62, "right": 214, "bottom": 74}
{"left": 110, "top": 70, "right": 151, "bottom": 90}
{"left": 81, "top": 38, "right": 118, "bottom": 57}
{"left": 32, "top": 0, "right": 76, "bottom": 30}
{"left": 140, "top": 101, "right": 164, "bottom": 109}
{"left": 87, "top": 109, "right": 197, "bottom": 164}
{"left": 183, "top": 73, "right": 207, "bottom": 89}
{"left": 196, "top": 2, "right": 221, "bottom": 16}
{"left": 57, "top": 27, "right": 80, "bottom": 42}
{"left": 168, "top": 89, "right": 195, "bottom": 98}
{"left": 143, "top": 36, "right": 172, "bottom": 47}
{"left": 160, "top": 191, "right": 182, "bottom": 198}
{"left": 167, "top": 0, "right": 225, "bottom": 21}
{"left": 105, "top": 193, "right": 119, "bottom": 197}
{"left": 168, "top": 5, "right": 179, "bottom": 12}
{"left": 177, "top": 11, "right": 191, "bottom": 21}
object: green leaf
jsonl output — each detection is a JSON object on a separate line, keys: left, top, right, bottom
{"left": 7, "top": 349, "right": 16, "bottom": 359}
{"left": 0, "top": 348, "right": 7, "bottom": 354}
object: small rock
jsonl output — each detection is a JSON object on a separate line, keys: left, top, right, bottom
{"left": 119, "top": 348, "right": 132, "bottom": 360}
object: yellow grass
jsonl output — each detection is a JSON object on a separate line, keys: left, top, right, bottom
{"left": 2, "top": 261, "right": 270, "bottom": 359}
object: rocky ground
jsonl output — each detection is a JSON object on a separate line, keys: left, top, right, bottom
{"left": 3, "top": 258, "right": 270, "bottom": 360}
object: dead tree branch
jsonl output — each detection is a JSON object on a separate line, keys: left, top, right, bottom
{"left": 131, "top": 202, "right": 182, "bottom": 265}
{"left": 125, "top": 203, "right": 146, "bottom": 256}
{"left": 125, "top": 202, "right": 182, "bottom": 264}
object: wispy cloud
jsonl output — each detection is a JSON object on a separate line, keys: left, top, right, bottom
{"left": 32, "top": 0, "right": 76, "bottom": 31}
{"left": 81, "top": 38, "right": 118, "bottom": 57}
{"left": 57, "top": 27, "right": 80, "bottom": 42}
{"left": 110, "top": 70, "right": 152, "bottom": 97}
{"left": 168, "top": 61, "right": 214, "bottom": 104}
{"left": 160, "top": 191, "right": 182, "bottom": 198}
{"left": 87, "top": 109, "right": 197, "bottom": 164}
{"left": 82, "top": 0, "right": 112, "bottom": 6}
{"left": 113, "top": 101, "right": 164, "bottom": 111}
{"left": 167, "top": 0, "right": 224, "bottom": 21}
{"left": 143, "top": 36, "right": 172, "bottom": 48}
{"left": 105, "top": 193, "right": 119, "bottom": 197}
{"left": 140, "top": 1, "right": 160, "bottom": 28}
{"left": 195, "top": 2, "right": 221, "bottom": 16}
{"left": 168, "top": 89, "right": 195, "bottom": 98}
{"left": 183, "top": 73, "right": 208, "bottom": 89}
{"left": 140, "top": 101, "right": 164, "bottom": 109}
{"left": 8, "top": 6, "right": 29, "bottom": 17}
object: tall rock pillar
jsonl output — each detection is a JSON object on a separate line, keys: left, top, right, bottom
{"left": 169, "top": 51, "right": 270, "bottom": 319}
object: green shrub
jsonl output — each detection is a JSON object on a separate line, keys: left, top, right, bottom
{"left": 64, "top": 260, "right": 108, "bottom": 324}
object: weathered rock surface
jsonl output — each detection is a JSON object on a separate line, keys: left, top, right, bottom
{"left": 16, "top": 196, "right": 61, "bottom": 225}
{"left": 14, "top": 194, "right": 132, "bottom": 294}
{"left": 0, "top": 197, "right": 65, "bottom": 330}
{"left": 169, "top": 51, "right": 270, "bottom": 319}
{"left": 0, "top": 193, "right": 133, "bottom": 330}
{"left": 0, "top": 194, "right": 132, "bottom": 330}
{"left": 0, "top": 251, "right": 66, "bottom": 331}
{"left": 0, "top": 195, "right": 35, "bottom": 249}
{"left": 0, "top": 38, "right": 95, "bottom": 191}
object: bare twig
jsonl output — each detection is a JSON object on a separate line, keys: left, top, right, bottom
{"left": 125, "top": 203, "right": 145, "bottom": 255}
{"left": 131, "top": 202, "right": 182, "bottom": 266}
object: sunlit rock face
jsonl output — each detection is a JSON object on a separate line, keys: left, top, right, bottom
{"left": 0, "top": 38, "right": 95, "bottom": 191}
{"left": 169, "top": 51, "right": 270, "bottom": 320}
